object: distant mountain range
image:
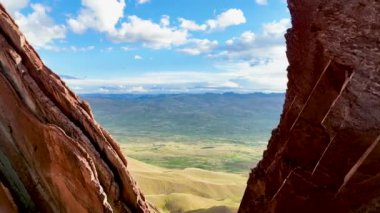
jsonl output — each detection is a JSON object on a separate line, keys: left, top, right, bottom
{"left": 82, "top": 93, "right": 284, "bottom": 145}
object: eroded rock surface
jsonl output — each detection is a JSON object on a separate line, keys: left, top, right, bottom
{"left": 239, "top": 0, "right": 380, "bottom": 212}
{"left": 0, "top": 5, "right": 151, "bottom": 213}
{"left": 1, "top": 0, "right": 380, "bottom": 212}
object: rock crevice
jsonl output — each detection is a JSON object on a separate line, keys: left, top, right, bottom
{"left": 0, "top": 0, "right": 379, "bottom": 212}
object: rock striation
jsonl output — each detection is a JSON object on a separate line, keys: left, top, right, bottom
{"left": 239, "top": 0, "right": 380, "bottom": 212}
{"left": 1, "top": 0, "right": 380, "bottom": 212}
{"left": 0, "top": 5, "right": 151, "bottom": 213}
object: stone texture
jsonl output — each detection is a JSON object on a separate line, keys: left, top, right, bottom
{"left": 1, "top": 0, "right": 380, "bottom": 212}
{"left": 0, "top": 5, "right": 152, "bottom": 213}
{"left": 239, "top": 0, "right": 380, "bottom": 212}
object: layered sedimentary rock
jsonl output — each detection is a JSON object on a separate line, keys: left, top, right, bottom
{"left": 0, "top": 5, "right": 151, "bottom": 213}
{"left": 239, "top": 0, "right": 380, "bottom": 212}
{"left": 1, "top": 0, "right": 379, "bottom": 211}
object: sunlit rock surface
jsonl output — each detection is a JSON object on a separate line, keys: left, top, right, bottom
{"left": 239, "top": 0, "right": 380, "bottom": 212}
{"left": 0, "top": 5, "right": 152, "bottom": 213}
{"left": 0, "top": 0, "right": 379, "bottom": 212}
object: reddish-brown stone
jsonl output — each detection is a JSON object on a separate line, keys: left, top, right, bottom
{"left": 1, "top": 0, "right": 379, "bottom": 212}
{"left": 239, "top": 0, "right": 380, "bottom": 212}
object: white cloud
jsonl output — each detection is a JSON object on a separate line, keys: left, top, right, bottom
{"left": 101, "top": 47, "right": 113, "bottom": 52}
{"left": 214, "top": 46, "right": 288, "bottom": 92}
{"left": 178, "top": 18, "right": 207, "bottom": 31}
{"left": 226, "top": 31, "right": 255, "bottom": 47}
{"left": 64, "top": 65, "right": 286, "bottom": 94}
{"left": 121, "top": 46, "right": 133, "bottom": 51}
{"left": 70, "top": 45, "right": 95, "bottom": 52}
{"left": 130, "top": 86, "right": 146, "bottom": 92}
{"left": 0, "top": 0, "right": 28, "bottom": 14}
{"left": 160, "top": 15, "right": 170, "bottom": 27}
{"left": 205, "top": 18, "right": 291, "bottom": 92}
{"left": 68, "top": 1, "right": 188, "bottom": 49}
{"left": 178, "top": 9, "right": 246, "bottom": 32}
{"left": 255, "top": 0, "right": 268, "bottom": 5}
{"left": 63, "top": 18, "right": 289, "bottom": 93}
{"left": 63, "top": 23, "right": 289, "bottom": 94}
{"left": 206, "top": 9, "right": 246, "bottom": 31}
{"left": 263, "top": 18, "right": 291, "bottom": 38}
{"left": 217, "top": 19, "right": 290, "bottom": 60}
{"left": 137, "top": 0, "right": 150, "bottom": 4}
{"left": 67, "top": 0, "right": 126, "bottom": 33}
{"left": 14, "top": 4, "right": 66, "bottom": 48}
{"left": 45, "top": 45, "right": 95, "bottom": 52}
{"left": 109, "top": 15, "right": 188, "bottom": 49}
{"left": 134, "top": 55, "right": 142, "bottom": 60}
{"left": 178, "top": 39, "right": 218, "bottom": 56}
{"left": 67, "top": 4, "right": 246, "bottom": 49}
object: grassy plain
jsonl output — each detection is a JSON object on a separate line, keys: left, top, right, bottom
{"left": 126, "top": 156, "right": 247, "bottom": 213}
{"left": 121, "top": 141, "right": 265, "bottom": 173}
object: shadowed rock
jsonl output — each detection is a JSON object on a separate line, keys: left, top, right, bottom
{"left": 239, "top": 0, "right": 380, "bottom": 212}
{"left": 1, "top": 0, "right": 379, "bottom": 212}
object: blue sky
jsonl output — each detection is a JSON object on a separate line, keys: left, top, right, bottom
{"left": 1, "top": 0, "right": 290, "bottom": 93}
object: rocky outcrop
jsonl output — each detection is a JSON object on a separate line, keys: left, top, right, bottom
{"left": 1, "top": 0, "right": 379, "bottom": 212}
{"left": 0, "top": 5, "right": 151, "bottom": 213}
{"left": 239, "top": 0, "right": 380, "bottom": 212}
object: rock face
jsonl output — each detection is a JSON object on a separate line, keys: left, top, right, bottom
{"left": 0, "top": 5, "right": 151, "bottom": 213}
{"left": 239, "top": 0, "right": 380, "bottom": 212}
{"left": 1, "top": 0, "right": 379, "bottom": 212}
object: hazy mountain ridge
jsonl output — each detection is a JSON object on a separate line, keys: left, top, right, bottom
{"left": 82, "top": 93, "right": 284, "bottom": 144}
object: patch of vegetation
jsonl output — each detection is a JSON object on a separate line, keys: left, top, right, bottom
{"left": 122, "top": 142, "right": 264, "bottom": 173}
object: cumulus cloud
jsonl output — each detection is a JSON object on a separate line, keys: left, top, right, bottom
{"left": 263, "top": 18, "right": 291, "bottom": 38}
{"left": 68, "top": 0, "right": 188, "bottom": 49}
{"left": 14, "top": 4, "right": 66, "bottom": 48}
{"left": 255, "top": 0, "right": 268, "bottom": 5}
{"left": 206, "top": 18, "right": 291, "bottom": 92}
{"left": 110, "top": 9, "right": 245, "bottom": 49}
{"left": 67, "top": 3, "right": 246, "bottom": 49}
{"left": 109, "top": 15, "right": 188, "bottom": 49}
{"left": 178, "top": 9, "right": 246, "bottom": 32}
{"left": 214, "top": 46, "right": 289, "bottom": 92}
{"left": 216, "top": 18, "right": 290, "bottom": 60}
{"left": 178, "top": 39, "right": 218, "bottom": 56}
{"left": 67, "top": 0, "right": 126, "bottom": 33}
{"left": 206, "top": 9, "right": 246, "bottom": 31}
{"left": 178, "top": 18, "right": 207, "bottom": 31}
{"left": 225, "top": 31, "right": 256, "bottom": 51}
{"left": 160, "top": 15, "right": 170, "bottom": 27}
{"left": 64, "top": 17, "right": 290, "bottom": 94}
{"left": 0, "top": 0, "right": 28, "bottom": 13}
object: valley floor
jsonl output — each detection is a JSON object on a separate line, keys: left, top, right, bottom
{"left": 121, "top": 141, "right": 264, "bottom": 173}
{"left": 124, "top": 153, "right": 248, "bottom": 213}
{"left": 119, "top": 138, "right": 265, "bottom": 212}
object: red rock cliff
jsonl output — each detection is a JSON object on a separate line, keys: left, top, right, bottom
{"left": 239, "top": 0, "right": 380, "bottom": 212}
{"left": 1, "top": 0, "right": 380, "bottom": 212}
{"left": 0, "top": 5, "right": 151, "bottom": 213}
